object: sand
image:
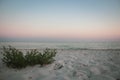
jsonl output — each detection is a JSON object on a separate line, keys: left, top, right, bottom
{"left": 0, "top": 49, "right": 120, "bottom": 80}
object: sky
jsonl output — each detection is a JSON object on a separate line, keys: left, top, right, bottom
{"left": 0, "top": 0, "right": 120, "bottom": 41}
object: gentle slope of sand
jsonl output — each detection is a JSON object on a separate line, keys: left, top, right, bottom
{"left": 0, "top": 49, "right": 120, "bottom": 80}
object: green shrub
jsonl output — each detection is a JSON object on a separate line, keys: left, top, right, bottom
{"left": 37, "top": 48, "right": 57, "bottom": 66}
{"left": 2, "top": 46, "right": 57, "bottom": 69}
{"left": 25, "top": 49, "right": 39, "bottom": 66}
{"left": 2, "top": 46, "right": 26, "bottom": 68}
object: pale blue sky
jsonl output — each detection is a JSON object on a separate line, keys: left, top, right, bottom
{"left": 0, "top": 0, "right": 120, "bottom": 40}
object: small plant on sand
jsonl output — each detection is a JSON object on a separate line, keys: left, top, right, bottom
{"left": 37, "top": 48, "right": 57, "bottom": 66}
{"left": 25, "top": 49, "right": 39, "bottom": 66}
{"left": 2, "top": 46, "right": 26, "bottom": 68}
{"left": 25, "top": 48, "right": 57, "bottom": 66}
{"left": 2, "top": 46, "right": 57, "bottom": 69}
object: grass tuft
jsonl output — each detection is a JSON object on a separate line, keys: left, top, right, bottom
{"left": 2, "top": 46, "right": 57, "bottom": 69}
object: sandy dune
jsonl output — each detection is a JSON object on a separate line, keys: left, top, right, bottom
{"left": 0, "top": 49, "right": 120, "bottom": 80}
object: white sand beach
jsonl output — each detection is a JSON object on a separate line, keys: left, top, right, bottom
{"left": 0, "top": 49, "right": 120, "bottom": 80}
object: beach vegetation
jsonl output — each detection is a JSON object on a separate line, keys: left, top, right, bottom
{"left": 37, "top": 48, "right": 57, "bottom": 66}
{"left": 2, "top": 46, "right": 57, "bottom": 69}
{"left": 2, "top": 46, "right": 26, "bottom": 68}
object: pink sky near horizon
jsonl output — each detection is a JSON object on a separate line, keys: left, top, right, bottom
{"left": 0, "top": 22, "right": 120, "bottom": 40}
